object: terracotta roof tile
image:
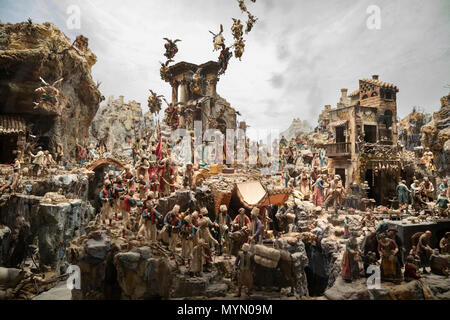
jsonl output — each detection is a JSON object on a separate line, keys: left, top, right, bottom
{"left": 0, "top": 115, "right": 28, "bottom": 135}
{"left": 360, "top": 78, "right": 398, "bottom": 90}
{"left": 349, "top": 89, "right": 360, "bottom": 97}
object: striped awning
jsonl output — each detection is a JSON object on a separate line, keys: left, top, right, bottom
{"left": 329, "top": 119, "right": 348, "bottom": 127}
{"left": 0, "top": 115, "right": 28, "bottom": 135}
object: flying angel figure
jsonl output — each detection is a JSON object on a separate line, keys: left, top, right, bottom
{"left": 209, "top": 24, "right": 225, "bottom": 52}
{"left": 163, "top": 38, "right": 181, "bottom": 59}
{"left": 246, "top": 13, "right": 258, "bottom": 34}
{"left": 148, "top": 90, "right": 164, "bottom": 115}
{"left": 39, "top": 77, "right": 64, "bottom": 87}
{"left": 237, "top": 0, "right": 247, "bottom": 12}
{"left": 159, "top": 59, "right": 174, "bottom": 81}
{"left": 33, "top": 77, "right": 64, "bottom": 109}
{"left": 231, "top": 18, "right": 244, "bottom": 40}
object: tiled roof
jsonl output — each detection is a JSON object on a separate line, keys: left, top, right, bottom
{"left": 360, "top": 78, "right": 398, "bottom": 90}
{"left": 349, "top": 89, "right": 360, "bottom": 97}
{"left": 0, "top": 115, "right": 28, "bottom": 135}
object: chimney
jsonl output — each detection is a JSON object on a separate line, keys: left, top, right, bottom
{"left": 341, "top": 88, "right": 348, "bottom": 99}
{"left": 119, "top": 95, "right": 124, "bottom": 105}
{"left": 372, "top": 75, "right": 379, "bottom": 80}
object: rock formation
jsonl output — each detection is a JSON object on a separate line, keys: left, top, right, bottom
{"left": 280, "top": 118, "right": 311, "bottom": 140}
{"left": 89, "top": 96, "right": 154, "bottom": 157}
{"left": 0, "top": 22, "right": 104, "bottom": 160}
{"left": 421, "top": 93, "right": 450, "bottom": 174}
{"left": 398, "top": 109, "right": 432, "bottom": 151}
{"left": 0, "top": 173, "right": 95, "bottom": 272}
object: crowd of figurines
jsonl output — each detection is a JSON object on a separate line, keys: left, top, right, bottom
{"left": 278, "top": 134, "right": 449, "bottom": 283}
{"left": 1, "top": 127, "right": 449, "bottom": 292}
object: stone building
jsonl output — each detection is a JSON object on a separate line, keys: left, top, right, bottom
{"left": 321, "top": 75, "right": 401, "bottom": 204}
{"left": 164, "top": 61, "right": 238, "bottom": 135}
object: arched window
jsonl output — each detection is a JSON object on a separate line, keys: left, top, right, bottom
{"left": 371, "top": 91, "right": 378, "bottom": 97}
{"left": 362, "top": 94, "right": 368, "bottom": 99}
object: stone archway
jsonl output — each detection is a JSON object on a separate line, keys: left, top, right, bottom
{"left": 87, "top": 158, "right": 125, "bottom": 172}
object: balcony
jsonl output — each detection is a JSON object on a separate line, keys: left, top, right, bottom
{"left": 325, "top": 142, "right": 351, "bottom": 157}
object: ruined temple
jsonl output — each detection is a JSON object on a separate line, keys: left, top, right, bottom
{"left": 164, "top": 61, "right": 238, "bottom": 135}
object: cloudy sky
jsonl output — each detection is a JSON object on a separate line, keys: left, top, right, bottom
{"left": 1, "top": 0, "right": 449, "bottom": 139}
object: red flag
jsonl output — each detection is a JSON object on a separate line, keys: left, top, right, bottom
{"left": 155, "top": 134, "right": 162, "bottom": 160}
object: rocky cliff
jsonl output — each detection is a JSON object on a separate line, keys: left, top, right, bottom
{"left": 421, "top": 93, "right": 450, "bottom": 174}
{"left": 398, "top": 109, "right": 432, "bottom": 151}
{"left": 0, "top": 21, "right": 103, "bottom": 159}
{"left": 0, "top": 173, "right": 95, "bottom": 273}
{"left": 280, "top": 118, "right": 311, "bottom": 140}
{"left": 89, "top": 96, "right": 154, "bottom": 157}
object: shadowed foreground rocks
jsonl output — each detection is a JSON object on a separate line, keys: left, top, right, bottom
{"left": 324, "top": 274, "right": 450, "bottom": 300}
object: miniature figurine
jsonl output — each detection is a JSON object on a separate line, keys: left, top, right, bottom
{"left": 209, "top": 24, "right": 225, "bottom": 52}
{"left": 415, "top": 230, "right": 433, "bottom": 274}
{"left": 245, "top": 12, "right": 258, "bottom": 34}
{"left": 436, "top": 190, "right": 449, "bottom": 217}
{"left": 420, "top": 177, "right": 434, "bottom": 202}
{"left": 183, "top": 163, "right": 194, "bottom": 189}
{"left": 214, "top": 205, "right": 232, "bottom": 256}
{"left": 218, "top": 45, "right": 232, "bottom": 76}
{"left": 341, "top": 235, "right": 361, "bottom": 282}
{"left": 378, "top": 233, "right": 402, "bottom": 283}
{"left": 164, "top": 204, "right": 182, "bottom": 257}
{"left": 0, "top": 168, "right": 21, "bottom": 194}
{"left": 138, "top": 198, "right": 161, "bottom": 242}
{"left": 387, "top": 228, "right": 405, "bottom": 273}
{"left": 422, "top": 147, "right": 435, "bottom": 171}
{"left": 119, "top": 188, "right": 139, "bottom": 233}
{"left": 234, "top": 243, "right": 254, "bottom": 297}
{"left": 55, "top": 142, "right": 64, "bottom": 165}
{"left": 99, "top": 179, "right": 115, "bottom": 225}
{"left": 159, "top": 158, "right": 175, "bottom": 196}
{"left": 396, "top": 180, "right": 411, "bottom": 211}
{"left": 440, "top": 232, "right": 450, "bottom": 255}
{"left": 231, "top": 18, "right": 244, "bottom": 41}
{"left": 180, "top": 219, "right": 197, "bottom": 267}
{"left": 232, "top": 208, "right": 251, "bottom": 232}
{"left": 249, "top": 208, "right": 263, "bottom": 244}
{"left": 29, "top": 146, "right": 45, "bottom": 177}
{"left": 404, "top": 255, "right": 421, "bottom": 281}
{"left": 163, "top": 38, "right": 181, "bottom": 60}
{"left": 360, "top": 231, "right": 379, "bottom": 275}
{"left": 191, "top": 239, "right": 207, "bottom": 277}
{"left": 237, "top": 0, "right": 247, "bottom": 13}
{"left": 147, "top": 90, "right": 163, "bottom": 115}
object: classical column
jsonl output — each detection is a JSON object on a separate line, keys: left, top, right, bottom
{"left": 171, "top": 81, "right": 179, "bottom": 105}
{"left": 179, "top": 80, "right": 188, "bottom": 103}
